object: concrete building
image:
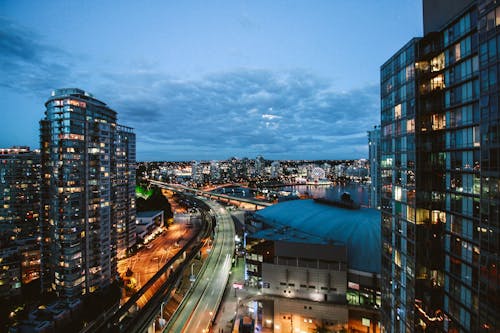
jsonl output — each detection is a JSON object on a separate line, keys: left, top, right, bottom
{"left": 136, "top": 210, "right": 164, "bottom": 243}
{"left": 0, "top": 147, "right": 40, "bottom": 298}
{"left": 115, "top": 125, "right": 137, "bottom": 259}
{"left": 381, "top": 1, "right": 499, "bottom": 331}
{"left": 40, "top": 88, "right": 135, "bottom": 298}
{"left": 246, "top": 198, "right": 381, "bottom": 332}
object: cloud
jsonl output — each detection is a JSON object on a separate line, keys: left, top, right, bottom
{"left": 0, "top": 18, "right": 79, "bottom": 95}
{"left": 262, "top": 114, "right": 282, "bottom": 120}
{"left": 0, "top": 19, "right": 379, "bottom": 161}
{"left": 105, "top": 69, "right": 379, "bottom": 160}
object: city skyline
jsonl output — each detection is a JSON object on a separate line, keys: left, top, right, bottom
{"left": 0, "top": 0, "right": 422, "bottom": 161}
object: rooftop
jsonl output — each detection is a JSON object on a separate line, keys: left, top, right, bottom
{"left": 251, "top": 199, "right": 381, "bottom": 273}
{"left": 137, "top": 210, "right": 163, "bottom": 218}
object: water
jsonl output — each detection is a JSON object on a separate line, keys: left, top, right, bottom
{"left": 212, "top": 183, "right": 370, "bottom": 207}
{"left": 282, "top": 183, "right": 369, "bottom": 206}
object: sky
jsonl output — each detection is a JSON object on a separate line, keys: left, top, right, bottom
{"left": 0, "top": 0, "right": 423, "bottom": 161}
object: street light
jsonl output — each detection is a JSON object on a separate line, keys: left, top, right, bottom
{"left": 152, "top": 257, "right": 160, "bottom": 272}
{"left": 190, "top": 262, "right": 198, "bottom": 282}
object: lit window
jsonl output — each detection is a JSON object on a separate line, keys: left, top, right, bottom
{"left": 430, "top": 53, "right": 445, "bottom": 72}
{"left": 394, "top": 104, "right": 402, "bottom": 119}
{"left": 432, "top": 114, "right": 446, "bottom": 130}
{"left": 407, "top": 119, "right": 415, "bottom": 133}
{"left": 394, "top": 186, "right": 402, "bottom": 201}
{"left": 430, "top": 74, "right": 445, "bottom": 90}
{"left": 455, "top": 43, "right": 461, "bottom": 61}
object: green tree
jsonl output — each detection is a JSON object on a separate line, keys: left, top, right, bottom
{"left": 136, "top": 186, "right": 173, "bottom": 219}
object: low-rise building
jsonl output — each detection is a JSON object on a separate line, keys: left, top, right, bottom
{"left": 136, "top": 211, "right": 164, "bottom": 243}
{"left": 246, "top": 197, "right": 381, "bottom": 332}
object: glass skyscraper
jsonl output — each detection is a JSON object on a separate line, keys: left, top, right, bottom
{"left": 40, "top": 88, "right": 135, "bottom": 298}
{"left": 381, "top": 1, "right": 498, "bottom": 332}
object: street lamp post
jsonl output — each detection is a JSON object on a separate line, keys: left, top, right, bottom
{"left": 190, "top": 262, "right": 197, "bottom": 283}
{"left": 153, "top": 257, "right": 159, "bottom": 272}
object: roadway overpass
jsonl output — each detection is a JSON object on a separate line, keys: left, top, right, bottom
{"left": 86, "top": 198, "right": 214, "bottom": 333}
{"left": 164, "top": 198, "right": 235, "bottom": 332}
{"left": 149, "top": 180, "right": 272, "bottom": 210}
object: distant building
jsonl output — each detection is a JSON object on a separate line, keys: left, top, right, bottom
{"left": 0, "top": 146, "right": 40, "bottom": 298}
{"left": 191, "top": 161, "right": 204, "bottom": 185}
{"left": 246, "top": 199, "right": 381, "bottom": 332}
{"left": 209, "top": 161, "right": 220, "bottom": 182}
{"left": 40, "top": 88, "right": 135, "bottom": 298}
{"left": 368, "top": 125, "right": 381, "bottom": 209}
{"left": 270, "top": 161, "right": 281, "bottom": 179}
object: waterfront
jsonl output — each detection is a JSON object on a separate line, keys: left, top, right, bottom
{"left": 283, "top": 183, "right": 369, "bottom": 206}
{"left": 212, "top": 182, "right": 370, "bottom": 207}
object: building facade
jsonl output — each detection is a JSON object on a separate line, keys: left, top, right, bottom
{"left": 246, "top": 199, "right": 382, "bottom": 332}
{"left": 40, "top": 88, "right": 135, "bottom": 298}
{"left": 381, "top": 1, "right": 498, "bottom": 331}
{"left": 368, "top": 125, "right": 381, "bottom": 209}
{"left": 0, "top": 147, "right": 40, "bottom": 298}
{"left": 115, "top": 125, "right": 136, "bottom": 259}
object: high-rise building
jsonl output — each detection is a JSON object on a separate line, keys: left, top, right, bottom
{"left": 254, "top": 155, "right": 265, "bottom": 178}
{"left": 270, "top": 161, "right": 281, "bottom": 179}
{"left": 380, "top": 1, "right": 498, "bottom": 331}
{"left": 115, "top": 125, "right": 136, "bottom": 259}
{"left": 368, "top": 126, "right": 381, "bottom": 209}
{"left": 0, "top": 147, "right": 40, "bottom": 298}
{"left": 40, "top": 88, "right": 135, "bottom": 298}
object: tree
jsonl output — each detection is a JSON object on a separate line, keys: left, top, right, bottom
{"left": 136, "top": 186, "right": 173, "bottom": 219}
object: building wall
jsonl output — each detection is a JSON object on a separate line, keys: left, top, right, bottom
{"left": 474, "top": 1, "right": 499, "bottom": 330}
{"left": 272, "top": 298, "right": 348, "bottom": 332}
{"left": 382, "top": 1, "right": 499, "bottom": 331}
{"left": 115, "top": 126, "right": 136, "bottom": 259}
{"left": 0, "top": 148, "right": 40, "bottom": 297}
{"left": 40, "top": 88, "right": 135, "bottom": 298}
{"left": 423, "top": 0, "right": 475, "bottom": 34}
{"left": 261, "top": 262, "right": 347, "bottom": 303}
{"left": 380, "top": 38, "right": 420, "bottom": 332}
{"left": 368, "top": 126, "right": 381, "bottom": 209}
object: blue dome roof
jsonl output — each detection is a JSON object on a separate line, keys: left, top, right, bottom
{"left": 253, "top": 199, "right": 381, "bottom": 274}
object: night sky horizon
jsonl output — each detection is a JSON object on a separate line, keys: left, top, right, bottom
{"left": 0, "top": 1, "right": 423, "bottom": 161}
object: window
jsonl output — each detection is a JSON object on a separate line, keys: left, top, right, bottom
{"left": 394, "top": 104, "right": 402, "bottom": 119}
{"left": 431, "top": 53, "right": 445, "bottom": 72}
{"left": 454, "top": 43, "right": 461, "bottom": 61}
{"left": 431, "top": 74, "right": 445, "bottom": 90}
{"left": 407, "top": 119, "right": 415, "bottom": 133}
{"left": 432, "top": 114, "right": 446, "bottom": 130}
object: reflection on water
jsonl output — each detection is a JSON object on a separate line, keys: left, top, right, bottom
{"left": 213, "top": 183, "right": 370, "bottom": 207}
{"left": 282, "top": 184, "right": 369, "bottom": 206}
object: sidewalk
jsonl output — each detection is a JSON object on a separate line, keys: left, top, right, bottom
{"left": 211, "top": 257, "right": 258, "bottom": 333}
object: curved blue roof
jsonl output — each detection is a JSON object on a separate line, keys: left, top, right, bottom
{"left": 253, "top": 199, "right": 381, "bottom": 274}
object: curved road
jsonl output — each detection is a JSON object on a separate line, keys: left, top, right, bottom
{"left": 164, "top": 198, "right": 235, "bottom": 333}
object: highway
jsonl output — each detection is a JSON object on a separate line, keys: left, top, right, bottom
{"left": 149, "top": 180, "right": 272, "bottom": 209}
{"left": 164, "top": 198, "right": 235, "bottom": 333}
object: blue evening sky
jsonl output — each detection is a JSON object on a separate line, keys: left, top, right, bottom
{"left": 0, "top": 0, "right": 422, "bottom": 161}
